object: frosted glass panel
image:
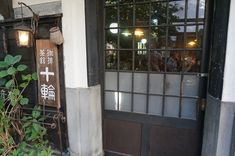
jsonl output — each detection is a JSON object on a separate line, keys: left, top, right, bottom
{"left": 182, "top": 75, "right": 199, "bottom": 96}
{"left": 105, "top": 92, "right": 118, "bottom": 110}
{"left": 148, "top": 96, "right": 162, "bottom": 115}
{"left": 164, "top": 97, "right": 179, "bottom": 118}
{"left": 133, "top": 94, "right": 147, "bottom": 113}
{"left": 181, "top": 98, "right": 197, "bottom": 120}
{"left": 149, "top": 74, "right": 164, "bottom": 95}
{"left": 165, "top": 74, "right": 181, "bottom": 96}
{"left": 105, "top": 72, "right": 117, "bottom": 90}
{"left": 134, "top": 73, "right": 147, "bottom": 93}
{"left": 119, "top": 72, "right": 132, "bottom": 92}
{"left": 119, "top": 93, "right": 132, "bottom": 112}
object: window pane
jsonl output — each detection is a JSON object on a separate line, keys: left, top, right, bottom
{"left": 187, "top": 0, "right": 197, "bottom": 19}
{"left": 148, "top": 95, "right": 162, "bottom": 115}
{"left": 105, "top": 91, "right": 118, "bottom": 110}
{"left": 182, "top": 51, "right": 200, "bottom": 72}
{"left": 135, "top": 4, "right": 150, "bottom": 26}
{"left": 199, "top": 0, "right": 205, "bottom": 18}
{"left": 169, "top": 0, "right": 185, "bottom": 24}
{"left": 165, "top": 74, "right": 181, "bottom": 96}
{"left": 119, "top": 72, "right": 132, "bottom": 92}
{"left": 149, "top": 74, "right": 164, "bottom": 94}
{"left": 120, "top": 50, "right": 133, "bottom": 70}
{"left": 134, "top": 73, "right": 147, "bottom": 93}
{"left": 186, "top": 26, "right": 197, "bottom": 48}
{"left": 105, "top": 72, "right": 117, "bottom": 90}
{"left": 150, "top": 51, "right": 165, "bottom": 72}
{"left": 164, "top": 97, "right": 180, "bottom": 118}
{"left": 168, "top": 26, "right": 185, "bottom": 49}
{"left": 119, "top": 0, "right": 132, "bottom": 3}
{"left": 105, "top": 50, "right": 117, "bottom": 69}
{"left": 151, "top": 2, "right": 167, "bottom": 25}
{"left": 135, "top": 28, "right": 149, "bottom": 49}
{"left": 166, "top": 51, "right": 182, "bottom": 72}
{"left": 119, "top": 92, "right": 132, "bottom": 112}
{"left": 182, "top": 75, "right": 199, "bottom": 96}
{"left": 150, "top": 27, "right": 166, "bottom": 49}
{"left": 135, "top": 51, "right": 148, "bottom": 71}
{"left": 133, "top": 94, "right": 147, "bottom": 114}
{"left": 120, "top": 5, "right": 133, "bottom": 26}
{"left": 181, "top": 98, "right": 197, "bottom": 120}
{"left": 105, "top": 7, "right": 118, "bottom": 27}
{"left": 120, "top": 29, "right": 133, "bottom": 49}
{"left": 105, "top": 29, "right": 118, "bottom": 49}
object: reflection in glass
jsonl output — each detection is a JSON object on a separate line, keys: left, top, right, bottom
{"left": 181, "top": 98, "right": 197, "bottom": 120}
{"left": 150, "top": 51, "right": 164, "bottom": 72}
{"left": 150, "top": 27, "right": 166, "bottom": 49}
{"left": 199, "top": 0, "right": 205, "bottom": 18}
{"left": 120, "top": 29, "right": 133, "bottom": 49}
{"left": 119, "top": 0, "right": 132, "bottom": 3}
{"left": 133, "top": 94, "right": 147, "bottom": 113}
{"left": 105, "top": 0, "right": 118, "bottom": 5}
{"left": 135, "top": 28, "right": 149, "bottom": 49}
{"left": 135, "top": 51, "right": 148, "bottom": 71}
{"left": 119, "top": 72, "right": 132, "bottom": 92}
{"left": 120, "top": 5, "right": 133, "bottom": 26}
{"left": 119, "top": 93, "right": 132, "bottom": 112}
{"left": 136, "top": 4, "right": 150, "bottom": 26}
{"left": 164, "top": 97, "right": 179, "bottom": 118}
{"left": 105, "top": 30, "right": 118, "bottom": 49}
{"left": 165, "top": 74, "right": 181, "bottom": 96}
{"left": 187, "top": 0, "right": 197, "bottom": 19}
{"left": 168, "top": 26, "right": 184, "bottom": 48}
{"left": 148, "top": 96, "right": 162, "bottom": 115}
{"left": 168, "top": 0, "right": 185, "bottom": 23}
{"left": 186, "top": 26, "right": 197, "bottom": 48}
{"left": 120, "top": 50, "right": 133, "bottom": 70}
{"left": 105, "top": 72, "right": 117, "bottom": 90}
{"left": 105, "top": 50, "right": 117, "bottom": 69}
{"left": 166, "top": 51, "right": 182, "bottom": 72}
{"left": 182, "top": 51, "right": 200, "bottom": 72}
{"left": 151, "top": 2, "right": 167, "bottom": 25}
{"left": 105, "top": 7, "right": 118, "bottom": 27}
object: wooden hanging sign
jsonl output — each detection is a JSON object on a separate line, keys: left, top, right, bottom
{"left": 36, "top": 39, "right": 60, "bottom": 108}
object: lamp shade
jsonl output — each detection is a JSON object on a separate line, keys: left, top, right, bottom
{"left": 14, "top": 25, "right": 33, "bottom": 47}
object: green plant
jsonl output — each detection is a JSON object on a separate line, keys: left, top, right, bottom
{"left": 0, "top": 54, "right": 52, "bottom": 156}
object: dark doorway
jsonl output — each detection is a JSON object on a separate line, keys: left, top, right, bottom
{"left": 102, "top": 0, "right": 209, "bottom": 155}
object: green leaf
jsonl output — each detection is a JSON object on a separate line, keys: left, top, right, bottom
{"left": 12, "top": 55, "right": 22, "bottom": 64}
{"left": 0, "top": 61, "right": 8, "bottom": 68}
{"left": 22, "top": 74, "right": 32, "bottom": 81}
{"left": 4, "top": 55, "right": 14, "bottom": 65}
{"left": 20, "top": 98, "right": 29, "bottom": 105}
{"left": 17, "top": 64, "right": 27, "bottom": 71}
{"left": 5, "top": 79, "right": 14, "bottom": 88}
{"left": 0, "top": 79, "right": 6, "bottom": 86}
{"left": 0, "top": 70, "right": 8, "bottom": 78}
{"left": 12, "top": 89, "right": 20, "bottom": 96}
{"left": 19, "top": 82, "right": 28, "bottom": 88}
{"left": 7, "top": 67, "right": 16, "bottom": 75}
{"left": 32, "top": 72, "right": 38, "bottom": 80}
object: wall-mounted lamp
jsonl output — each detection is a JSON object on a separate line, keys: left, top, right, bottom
{"left": 14, "top": 2, "right": 39, "bottom": 47}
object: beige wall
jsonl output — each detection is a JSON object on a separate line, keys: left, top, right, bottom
{"left": 12, "top": 0, "right": 61, "bottom": 8}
